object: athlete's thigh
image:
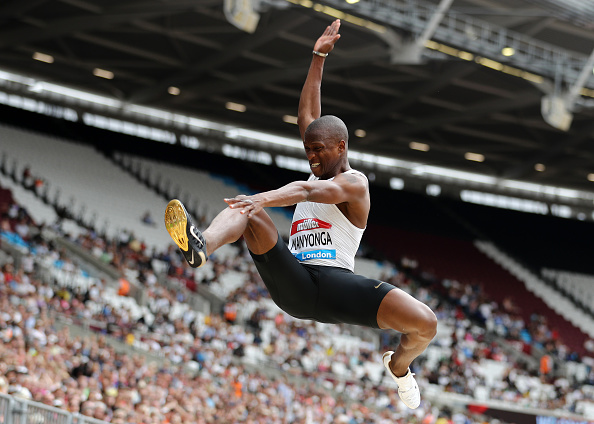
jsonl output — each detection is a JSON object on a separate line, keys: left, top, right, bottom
{"left": 243, "top": 209, "right": 281, "bottom": 255}
{"left": 316, "top": 267, "right": 394, "bottom": 327}
{"left": 250, "top": 234, "right": 318, "bottom": 320}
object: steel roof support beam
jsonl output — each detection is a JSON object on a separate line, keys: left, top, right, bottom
{"left": 128, "top": 14, "right": 308, "bottom": 104}
{"left": 567, "top": 48, "right": 594, "bottom": 110}
{"left": 383, "top": 0, "right": 454, "bottom": 64}
{"left": 0, "top": 1, "right": 203, "bottom": 48}
{"left": 279, "top": 0, "right": 594, "bottom": 93}
{"left": 502, "top": 121, "right": 594, "bottom": 180}
{"left": 418, "top": 0, "right": 455, "bottom": 49}
{"left": 541, "top": 48, "right": 594, "bottom": 131}
{"left": 351, "top": 61, "right": 474, "bottom": 131}
{"left": 178, "top": 46, "right": 389, "bottom": 102}
{"left": 0, "top": 0, "right": 50, "bottom": 20}
{"left": 373, "top": 90, "right": 542, "bottom": 143}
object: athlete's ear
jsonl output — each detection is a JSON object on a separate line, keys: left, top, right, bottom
{"left": 338, "top": 139, "right": 346, "bottom": 152}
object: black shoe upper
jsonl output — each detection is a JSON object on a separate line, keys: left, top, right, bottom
{"left": 180, "top": 205, "right": 208, "bottom": 268}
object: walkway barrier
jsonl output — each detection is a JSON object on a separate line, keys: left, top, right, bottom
{"left": 0, "top": 394, "right": 14, "bottom": 424}
{"left": 0, "top": 394, "right": 107, "bottom": 424}
{"left": 12, "top": 399, "right": 72, "bottom": 424}
{"left": 72, "top": 413, "right": 111, "bottom": 424}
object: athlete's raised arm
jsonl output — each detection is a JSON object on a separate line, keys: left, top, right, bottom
{"left": 297, "top": 19, "right": 341, "bottom": 140}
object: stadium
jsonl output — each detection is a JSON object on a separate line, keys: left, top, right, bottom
{"left": 1, "top": 0, "right": 594, "bottom": 423}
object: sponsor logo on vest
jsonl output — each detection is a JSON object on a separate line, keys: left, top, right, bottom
{"left": 293, "top": 249, "right": 336, "bottom": 261}
{"left": 290, "top": 218, "right": 331, "bottom": 236}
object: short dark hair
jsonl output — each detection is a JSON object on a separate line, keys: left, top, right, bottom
{"left": 304, "top": 115, "right": 349, "bottom": 145}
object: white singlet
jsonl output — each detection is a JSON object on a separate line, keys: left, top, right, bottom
{"left": 288, "top": 169, "right": 367, "bottom": 272}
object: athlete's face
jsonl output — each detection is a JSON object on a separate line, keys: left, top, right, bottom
{"left": 303, "top": 131, "right": 345, "bottom": 179}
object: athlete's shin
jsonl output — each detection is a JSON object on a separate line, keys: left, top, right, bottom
{"left": 377, "top": 289, "right": 437, "bottom": 376}
{"left": 202, "top": 206, "right": 250, "bottom": 256}
{"left": 389, "top": 307, "right": 437, "bottom": 376}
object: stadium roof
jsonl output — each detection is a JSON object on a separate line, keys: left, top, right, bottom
{"left": 1, "top": 0, "right": 594, "bottom": 194}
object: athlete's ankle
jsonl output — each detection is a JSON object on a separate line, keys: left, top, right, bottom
{"left": 388, "top": 358, "right": 410, "bottom": 377}
{"left": 201, "top": 232, "right": 214, "bottom": 256}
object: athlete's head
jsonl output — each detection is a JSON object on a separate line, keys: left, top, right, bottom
{"left": 303, "top": 115, "right": 349, "bottom": 179}
{"left": 304, "top": 115, "right": 349, "bottom": 147}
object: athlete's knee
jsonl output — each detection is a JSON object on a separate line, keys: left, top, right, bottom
{"left": 247, "top": 211, "right": 263, "bottom": 227}
{"left": 415, "top": 305, "right": 437, "bottom": 341}
{"left": 244, "top": 212, "right": 273, "bottom": 237}
{"left": 245, "top": 211, "right": 268, "bottom": 228}
{"left": 243, "top": 211, "right": 279, "bottom": 255}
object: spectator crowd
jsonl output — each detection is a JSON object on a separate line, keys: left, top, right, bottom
{"left": 1, "top": 185, "right": 594, "bottom": 424}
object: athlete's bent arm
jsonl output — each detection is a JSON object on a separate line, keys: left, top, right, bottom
{"left": 225, "top": 173, "right": 365, "bottom": 218}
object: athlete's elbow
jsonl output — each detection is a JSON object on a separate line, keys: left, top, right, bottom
{"left": 297, "top": 114, "right": 306, "bottom": 127}
{"left": 288, "top": 182, "right": 313, "bottom": 203}
{"left": 303, "top": 186, "right": 315, "bottom": 203}
{"left": 297, "top": 112, "right": 316, "bottom": 133}
{"left": 297, "top": 118, "right": 308, "bottom": 136}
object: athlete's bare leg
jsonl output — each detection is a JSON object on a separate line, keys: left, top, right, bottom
{"left": 376, "top": 289, "right": 437, "bottom": 377}
{"left": 202, "top": 206, "right": 279, "bottom": 256}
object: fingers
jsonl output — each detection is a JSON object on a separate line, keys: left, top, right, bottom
{"left": 331, "top": 19, "right": 340, "bottom": 34}
{"left": 240, "top": 204, "right": 256, "bottom": 217}
{"left": 226, "top": 198, "right": 256, "bottom": 216}
{"left": 224, "top": 195, "right": 249, "bottom": 203}
{"left": 332, "top": 19, "right": 340, "bottom": 33}
{"left": 224, "top": 196, "right": 260, "bottom": 217}
{"left": 226, "top": 199, "right": 252, "bottom": 208}
{"left": 323, "top": 19, "right": 340, "bottom": 37}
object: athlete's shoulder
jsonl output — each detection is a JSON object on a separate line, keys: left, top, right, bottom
{"left": 345, "top": 169, "right": 367, "bottom": 180}
{"left": 338, "top": 169, "right": 368, "bottom": 185}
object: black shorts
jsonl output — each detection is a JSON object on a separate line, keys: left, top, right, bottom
{"left": 249, "top": 234, "right": 395, "bottom": 328}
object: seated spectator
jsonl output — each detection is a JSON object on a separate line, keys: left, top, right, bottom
{"left": 0, "top": 193, "right": 592, "bottom": 424}
{"left": 141, "top": 211, "right": 156, "bottom": 227}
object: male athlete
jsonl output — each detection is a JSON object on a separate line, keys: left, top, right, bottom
{"left": 164, "top": 19, "right": 436, "bottom": 409}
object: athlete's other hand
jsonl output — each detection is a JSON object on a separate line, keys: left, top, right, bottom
{"left": 225, "top": 195, "right": 263, "bottom": 218}
{"left": 313, "top": 19, "right": 341, "bottom": 55}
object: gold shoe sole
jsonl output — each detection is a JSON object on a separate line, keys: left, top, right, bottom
{"left": 164, "top": 199, "right": 189, "bottom": 251}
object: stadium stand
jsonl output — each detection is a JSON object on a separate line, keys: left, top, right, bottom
{"left": 2, "top": 120, "right": 592, "bottom": 422}
{"left": 113, "top": 153, "right": 294, "bottom": 239}
{"left": 1, "top": 123, "right": 594, "bottom": 423}
{"left": 448, "top": 200, "right": 594, "bottom": 276}
{"left": 476, "top": 241, "right": 594, "bottom": 339}
{"left": 364, "top": 197, "right": 593, "bottom": 356}
{"left": 0, "top": 123, "right": 172, "bottom": 252}
{"left": 543, "top": 269, "right": 594, "bottom": 316}
{"left": 2, "top": 0, "right": 594, "bottom": 418}
{"left": 3, "top": 200, "right": 588, "bottom": 422}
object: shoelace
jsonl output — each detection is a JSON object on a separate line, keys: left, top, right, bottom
{"left": 398, "top": 373, "right": 417, "bottom": 390}
{"left": 400, "top": 384, "right": 417, "bottom": 394}
{"left": 189, "top": 232, "right": 204, "bottom": 248}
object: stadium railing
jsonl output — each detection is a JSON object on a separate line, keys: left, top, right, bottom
{"left": 0, "top": 393, "right": 114, "bottom": 424}
{"left": 8, "top": 396, "right": 74, "bottom": 424}
{"left": 72, "top": 413, "right": 112, "bottom": 424}
{"left": 0, "top": 394, "right": 14, "bottom": 424}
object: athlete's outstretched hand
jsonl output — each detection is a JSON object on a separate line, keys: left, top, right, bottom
{"left": 313, "top": 19, "right": 341, "bottom": 55}
{"left": 225, "top": 195, "right": 262, "bottom": 218}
